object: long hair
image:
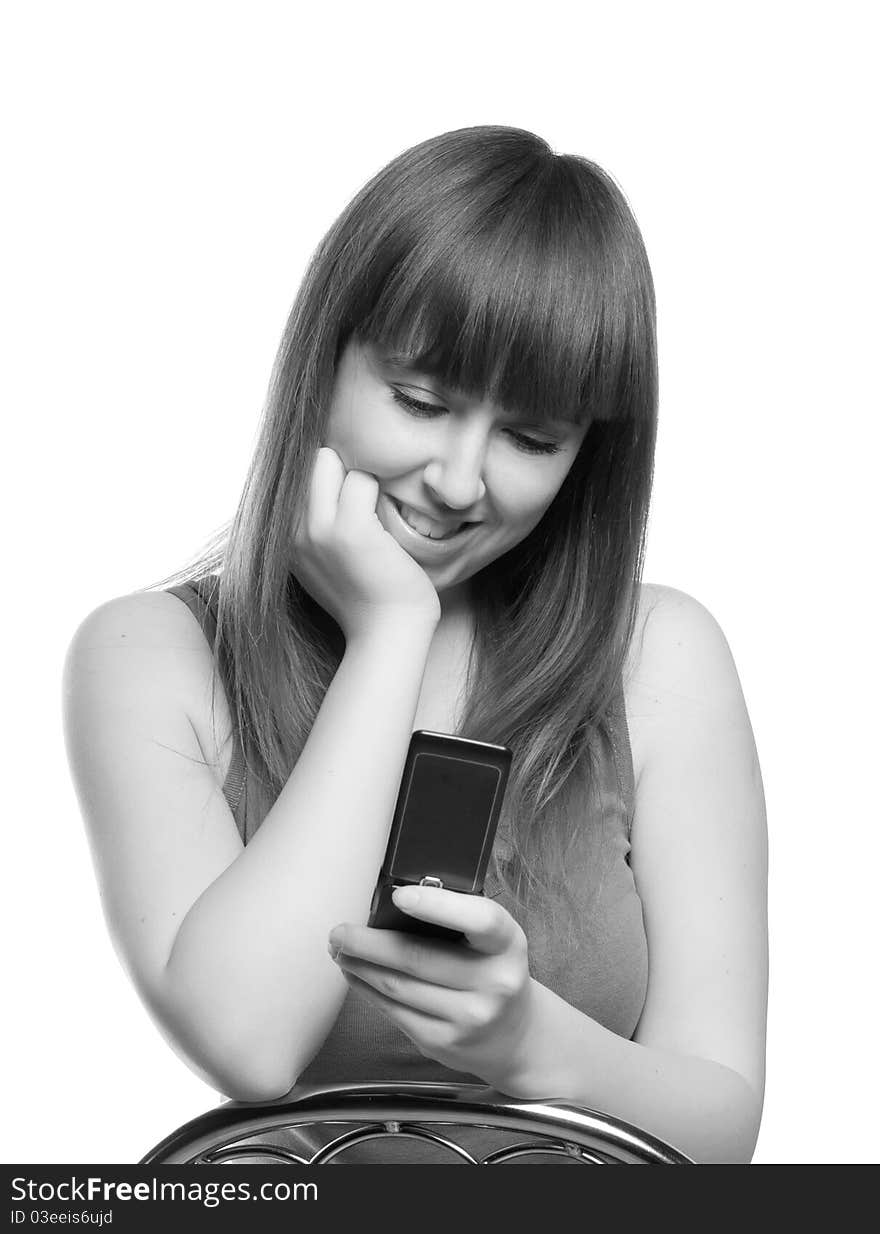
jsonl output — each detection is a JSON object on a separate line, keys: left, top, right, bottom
{"left": 147, "top": 126, "right": 658, "bottom": 935}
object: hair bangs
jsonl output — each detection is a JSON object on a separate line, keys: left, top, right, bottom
{"left": 355, "top": 168, "right": 638, "bottom": 428}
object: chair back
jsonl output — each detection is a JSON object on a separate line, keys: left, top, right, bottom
{"left": 141, "top": 1082, "right": 693, "bottom": 1165}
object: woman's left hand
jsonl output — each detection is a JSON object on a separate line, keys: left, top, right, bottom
{"left": 328, "top": 885, "right": 536, "bottom": 1091}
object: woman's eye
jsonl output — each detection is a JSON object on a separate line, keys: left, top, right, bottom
{"left": 391, "top": 387, "right": 562, "bottom": 456}
{"left": 390, "top": 388, "right": 445, "bottom": 417}
{"left": 507, "top": 432, "right": 563, "bottom": 456}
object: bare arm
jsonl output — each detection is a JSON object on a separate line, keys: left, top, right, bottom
{"left": 500, "top": 585, "right": 768, "bottom": 1162}
{"left": 63, "top": 451, "right": 445, "bottom": 1101}
{"left": 163, "top": 616, "right": 440, "bottom": 1097}
{"left": 64, "top": 597, "right": 437, "bottom": 1101}
{"left": 500, "top": 980, "right": 761, "bottom": 1163}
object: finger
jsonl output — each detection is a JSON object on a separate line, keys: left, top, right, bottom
{"left": 335, "top": 468, "right": 380, "bottom": 530}
{"left": 342, "top": 970, "right": 449, "bottom": 1050}
{"left": 334, "top": 953, "right": 474, "bottom": 1020}
{"left": 391, "top": 886, "right": 520, "bottom": 957}
{"left": 329, "top": 924, "right": 479, "bottom": 990}
{"left": 307, "top": 446, "right": 347, "bottom": 538}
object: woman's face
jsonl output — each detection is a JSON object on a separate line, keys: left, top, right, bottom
{"left": 323, "top": 340, "right": 588, "bottom": 599}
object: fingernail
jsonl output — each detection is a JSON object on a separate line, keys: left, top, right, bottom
{"left": 328, "top": 941, "right": 341, "bottom": 961}
{"left": 392, "top": 886, "right": 420, "bottom": 909}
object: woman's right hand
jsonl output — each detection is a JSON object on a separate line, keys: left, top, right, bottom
{"left": 291, "top": 447, "right": 441, "bottom": 642}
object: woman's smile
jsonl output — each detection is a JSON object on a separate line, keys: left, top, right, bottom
{"left": 378, "top": 491, "right": 482, "bottom": 561}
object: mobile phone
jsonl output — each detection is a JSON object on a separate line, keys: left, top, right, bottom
{"left": 368, "top": 730, "right": 512, "bottom": 942}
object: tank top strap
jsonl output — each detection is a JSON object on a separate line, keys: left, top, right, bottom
{"left": 606, "top": 681, "right": 636, "bottom": 843}
{"left": 166, "top": 577, "right": 218, "bottom": 643}
{"left": 164, "top": 579, "right": 248, "bottom": 832}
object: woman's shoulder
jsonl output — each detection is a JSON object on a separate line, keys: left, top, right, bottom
{"left": 65, "top": 587, "right": 216, "bottom": 677}
{"left": 628, "top": 580, "right": 730, "bottom": 654}
{"left": 624, "top": 583, "right": 745, "bottom": 783}
{"left": 63, "top": 587, "right": 231, "bottom": 758}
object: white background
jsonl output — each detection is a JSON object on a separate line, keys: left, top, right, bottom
{"left": 2, "top": 1, "right": 877, "bottom": 1164}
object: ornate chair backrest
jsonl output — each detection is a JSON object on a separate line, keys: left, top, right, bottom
{"left": 141, "top": 1082, "right": 693, "bottom": 1166}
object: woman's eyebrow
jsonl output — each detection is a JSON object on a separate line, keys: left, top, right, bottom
{"left": 380, "top": 352, "right": 469, "bottom": 396}
{"left": 381, "top": 352, "right": 437, "bottom": 380}
{"left": 377, "top": 350, "right": 582, "bottom": 430}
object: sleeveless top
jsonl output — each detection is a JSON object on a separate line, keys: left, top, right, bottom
{"left": 165, "top": 577, "right": 649, "bottom": 1163}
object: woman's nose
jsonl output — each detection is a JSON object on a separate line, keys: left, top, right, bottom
{"left": 422, "top": 430, "right": 488, "bottom": 511}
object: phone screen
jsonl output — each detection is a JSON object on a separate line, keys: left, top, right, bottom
{"left": 390, "top": 752, "right": 503, "bottom": 888}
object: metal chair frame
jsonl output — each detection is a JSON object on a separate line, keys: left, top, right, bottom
{"left": 142, "top": 1082, "right": 693, "bottom": 1165}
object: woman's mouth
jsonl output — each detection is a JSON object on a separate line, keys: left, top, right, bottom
{"left": 380, "top": 494, "right": 480, "bottom": 556}
{"left": 394, "top": 500, "right": 468, "bottom": 540}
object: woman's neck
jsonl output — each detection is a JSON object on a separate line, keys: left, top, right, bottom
{"left": 437, "top": 579, "right": 475, "bottom": 628}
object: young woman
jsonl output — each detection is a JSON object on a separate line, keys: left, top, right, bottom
{"left": 63, "top": 126, "right": 768, "bottom": 1164}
